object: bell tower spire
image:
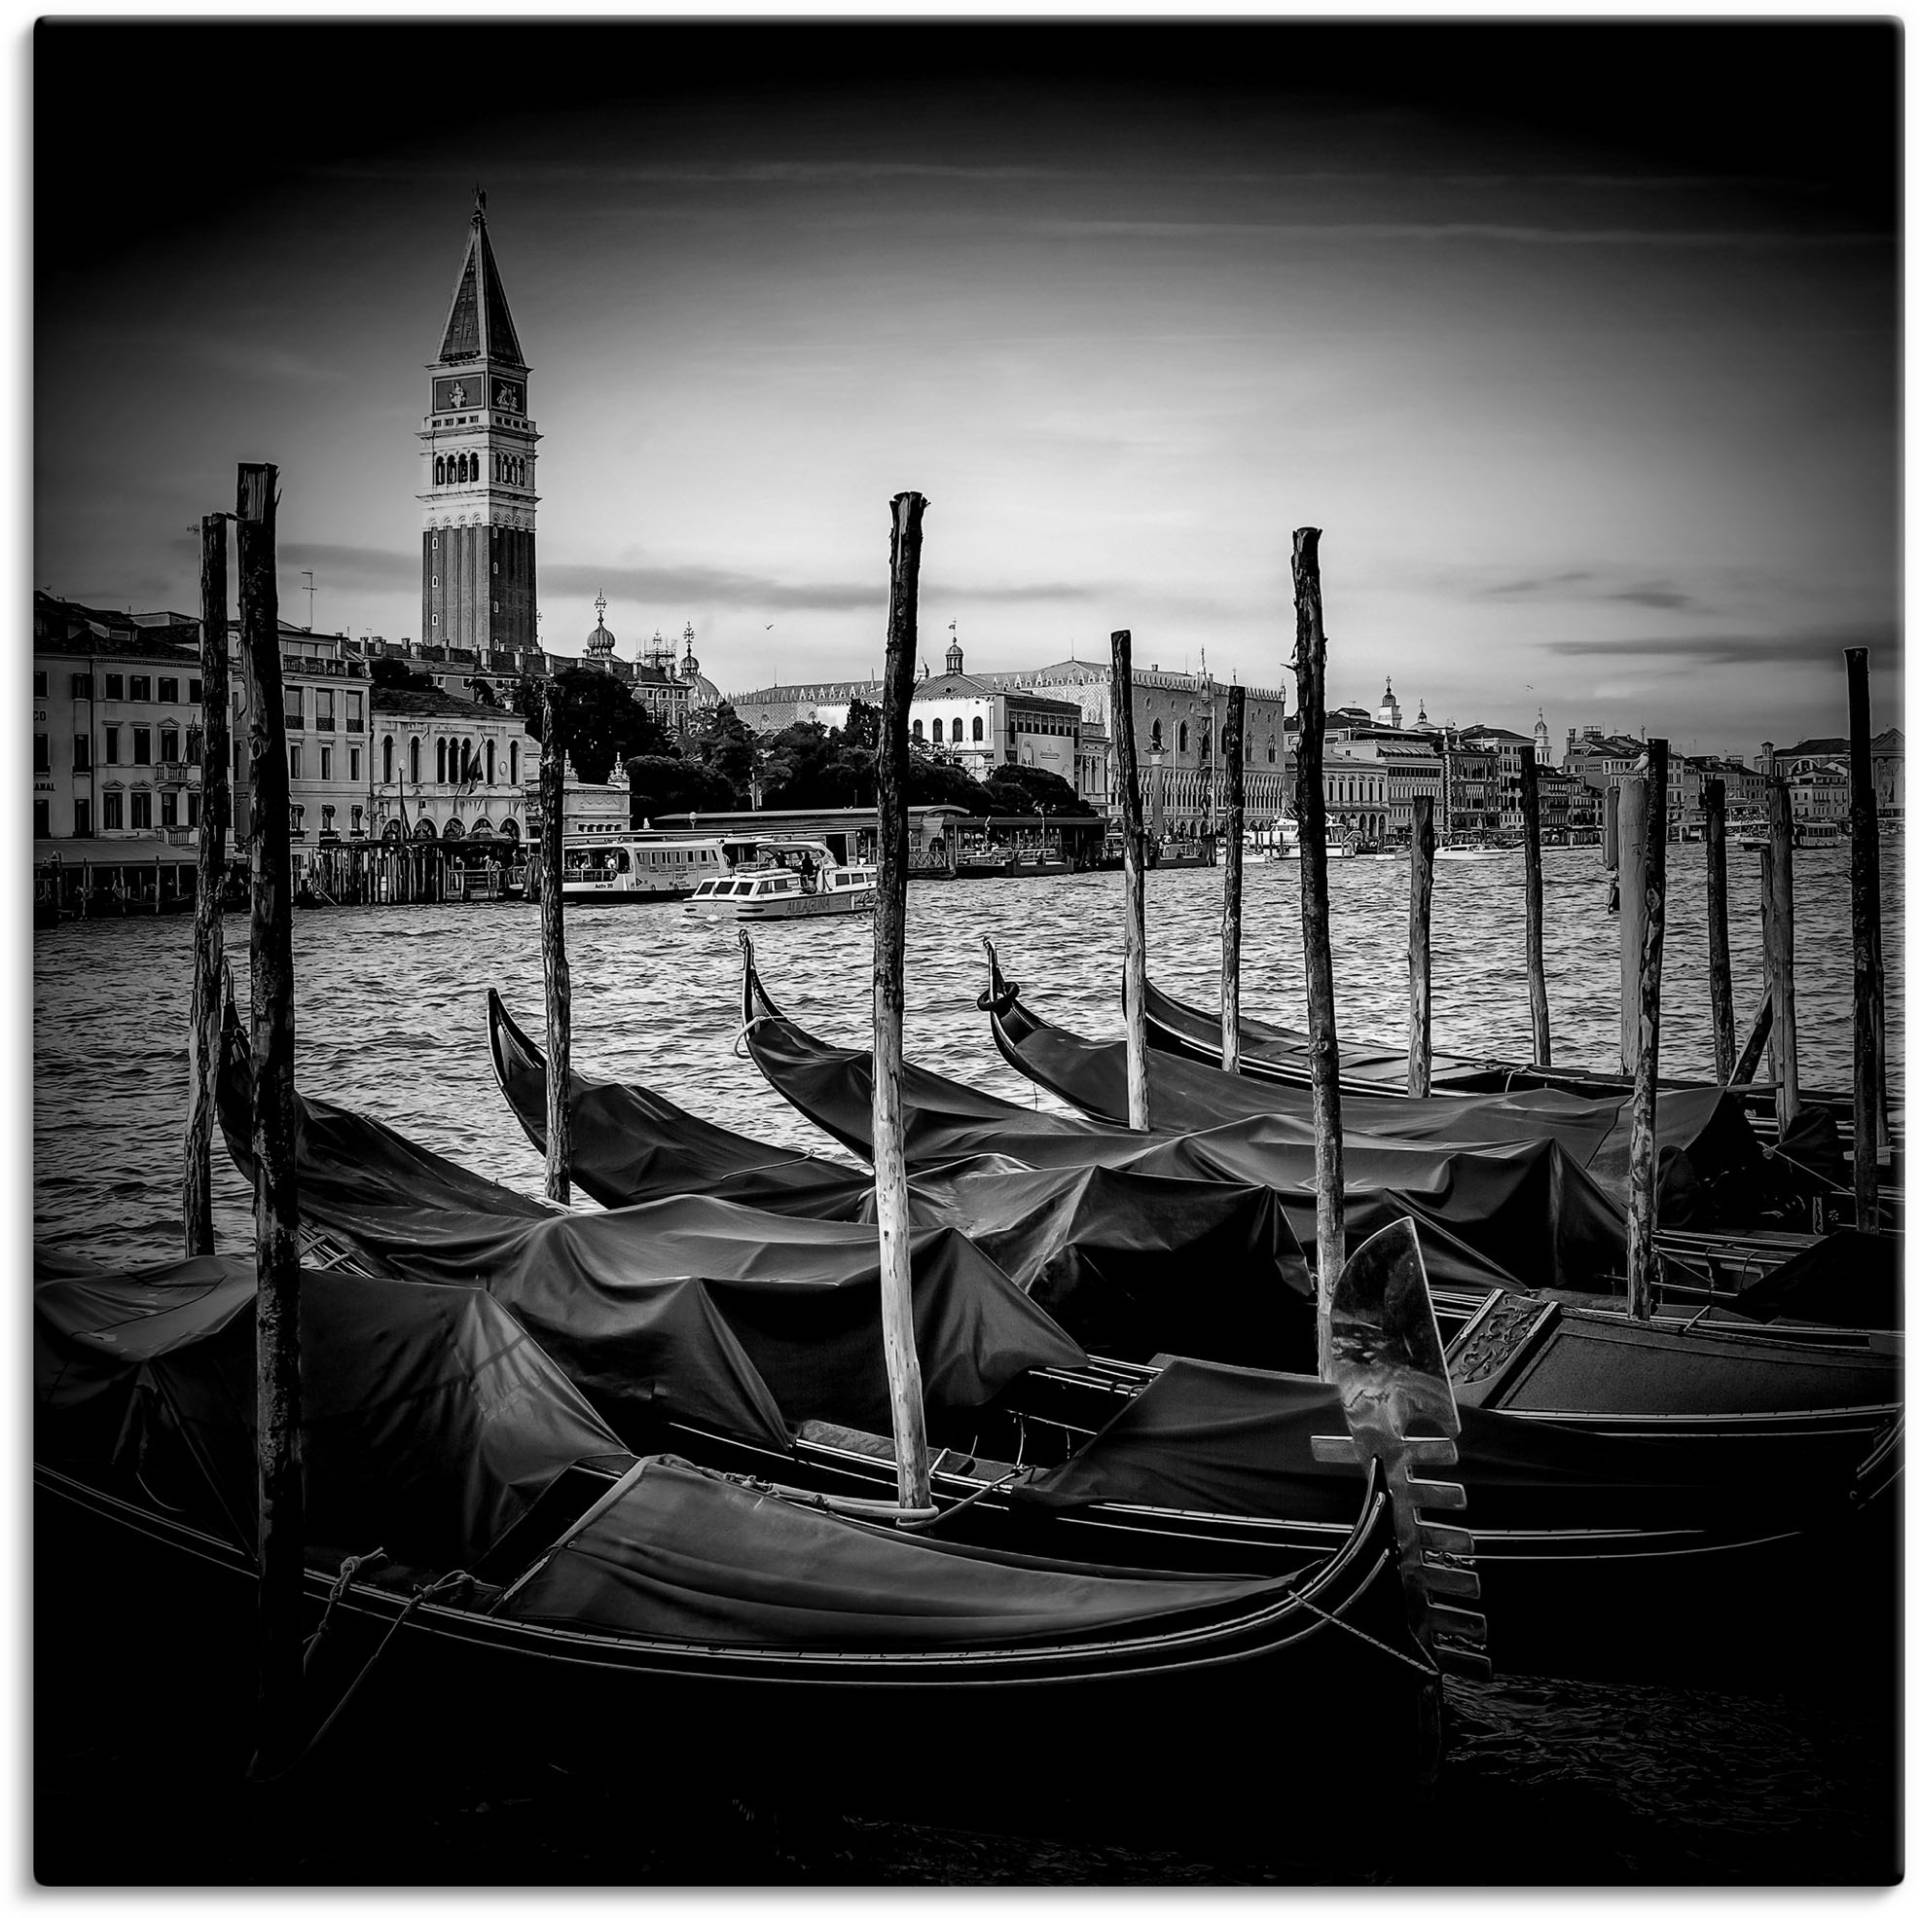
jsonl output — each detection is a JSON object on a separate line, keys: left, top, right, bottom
{"left": 418, "top": 189, "right": 539, "bottom": 657}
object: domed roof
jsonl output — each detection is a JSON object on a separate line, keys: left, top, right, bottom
{"left": 584, "top": 591, "right": 617, "bottom": 666}
{"left": 685, "top": 672, "right": 723, "bottom": 711}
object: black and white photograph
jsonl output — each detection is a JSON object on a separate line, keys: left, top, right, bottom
{"left": 28, "top": 12, "right": 1903, "bottom": 1890}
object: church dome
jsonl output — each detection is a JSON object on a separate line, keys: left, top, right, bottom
{"left": 584, "top": 591, "right": 617, "bottom": 666}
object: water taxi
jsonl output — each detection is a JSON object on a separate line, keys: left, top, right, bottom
{"left": 685, "top": 838, "right": 879, "bottom": 919}
{"left": 560, "top": 833, "right": 728, "bottom": 904}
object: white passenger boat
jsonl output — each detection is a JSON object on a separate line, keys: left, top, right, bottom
{"left": 685, "top": 838, "right": 879, "bottom": 920}
{"left": 559, "top": 833, "right": 728, "bottom": 904}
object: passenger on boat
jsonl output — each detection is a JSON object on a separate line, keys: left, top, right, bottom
{"left": 800, "top": 851, "right": 818, "bottom": 894}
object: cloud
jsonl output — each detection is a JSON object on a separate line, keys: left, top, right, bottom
{"left": 1030, "top": 219, "right": 1885, "bottom": 249}
{"left": 277, "top": 542, "right": 419, "bottom": 587}
{"left": 1604, "top": 585, "right": 1700, "bottom": 612}
{"left": 1542, "top": 624, "right": 1896, "bottom": 668}
{"left": 1480, "top": 570, "right": 1597, "bottom": 599}
{"left": 543, "top": 560, "right": 1095, "bottom": 612}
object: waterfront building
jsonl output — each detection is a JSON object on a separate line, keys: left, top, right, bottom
{"left": 1692, "top": 754, "right": 1769, "bottom": 832}
{"left": 369, "top": 683, "right": 535, "bottom": 849}
{"left": 1433, "top": 729, "right": 1499, "bottom": 841}
{"left": 418, "top": 191, "right": 539, "bottom": 656}
{"left": 1871, "top": 727, "right": 1903, "bottom": 821}
{"left": 258, "top": 627, "right": 376, "bottom": 856}
{"left": 33, "top": 592, "right": 205, "bottom": 854}
{"left": 1454, "top": 724, "right": 1538, "bottom": 834}
{"left": 1337, "top": 734, "right": 1442, "bottom": 843}
{"left": 1320, "top": 753, "right": 1391, "bottom": 845}
{"left": 907, "top": 636, "right": 1085, "bottom": 794}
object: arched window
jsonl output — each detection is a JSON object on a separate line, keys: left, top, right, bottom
{"left": 912, "top": 718, "right": 924, "bottom": 741}
{"left": 486, "top": 739, "right": 496, "bottom": 785}
{"left": 434, "top": 457, "right": 445, "bottom": 486}
{"left": 1267, "top": 738, "right": 1277, "bottom": 763}
{"left": 437, "top": 739, "right": 448, "bottom": 783}
{"left": 972, "top": 716, "right": 984, "bottom": 741}
{"left": 509, "top": 740, "right": 519, "bottom": 786}
{"left": 931, "top": 719, "right": 943, "bottom": 744}
{"left": 409, "top": 737, "right": 421, "bottom": 784}
{"left": 1150, "top": 720, "right": 1162, "bottom": 752}
{"left": 1178, "top": 722, "right": 1188, "bottom": 754}
{"left": 382, "top": 736, "right": 393, "bottom": 783}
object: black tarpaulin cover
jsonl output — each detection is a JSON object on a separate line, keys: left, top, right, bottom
{"left": 498, "top": 1454, "right": 1295, "bottom": 1648}
{"left": 993, "top": 987, "right": 1772, "bottom": 1228}
{"left": 488, "top": 995, "right": 1316, "bottom": 1368}
{"left": 1726, "top": 1228, "right": 1903, "bottom": 1329}
{"left": 744, "top": 1010, "right": 1625, "bottom": 1293}
{"left": 218, "top": 1046, "right": 1087, "bottom": 1450}
{"left": 36, "top": 1254, "right": 626, "bottom": 1568}
{"left": 1013, "top": 1355, "right": 1834, "bottom": 1532}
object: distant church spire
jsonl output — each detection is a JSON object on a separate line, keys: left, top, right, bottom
{"left": 946, "top": 618, "right": 963, "bottom": 677}
{"left": 436, "top": 185, "right": 525, "bottom": 368}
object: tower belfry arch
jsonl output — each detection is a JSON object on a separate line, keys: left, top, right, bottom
{"left": 418, "top": 189, "right": 539, "bottom": 654}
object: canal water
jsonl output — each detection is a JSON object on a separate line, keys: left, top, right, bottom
{"left": 31, "top": 842, "right": 1905, "bottom": 1884}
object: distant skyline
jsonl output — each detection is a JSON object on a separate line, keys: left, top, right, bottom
{"left": 35, "top": 21, "right": 1899, "bottom": 761}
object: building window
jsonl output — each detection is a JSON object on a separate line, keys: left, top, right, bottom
{"left": 485, "top": 739, "right": 495, "bottom": 785}
{"left": 972, "top": 716, "right": 984, "bottom": 741}
{"left": 912, "top": 719, "right": 924, "bottom": 741}
{"left": 33, "top": 670, "right": 47, "bottom": 696}
{"left": 158, "top": 677, "right": 179, "bottom": 704}
{"left": 131, "top": 790, "right": 152, "bottom": 830}
{"left": 186, "top": 728, "right": 202, "bottom": 766}
{"left": 347, "top": 692, "right": 364, "bottom": 733}
{"left": 289, "top": 744, "right": 302, "bottom": 779}
{"left": 33, "top": 733, "right": 49, "bottom": 775}
{"left": 186, "top": 794, "right": 201, "bottom": 828}
{"left": 103, "top": 791, "right": 123, "bottom": 831}
{"left": 132, "top": 727, "right": 153, "bottom": 766}
{"left": 1178, "top": 722, "right": 1188, "bottom": 753}
{"left": 71, "top": 673, "right": 93, "bottom": 700}
{"left": 931, "top": 719, "right": 944, "bottom": 744}
{"left": 316, "top": 689, "right": 336, "bottom": 732}
{"left": 1150, "top": 721, "right": 1162, "bottom": 752}
{"left": 284, "top": 687, "right": 304, "bottom": 730}
{"left": 73, "top": 733, "right": 91, "bottom": 771}
{"left": 382, "top": 736, "right": 394, "bottom": 783}
{"left": 349, "top": 747, "right": 361, "bottom": 782}
{"left": 34, "top": 798, "right": 50, "bottom": 839}
{"left": 509, "top": 740, "right": 519, "bottom": 785}
{"left": 73, "top": 796, "right": 92, "bottom": 837}
{"left": 161, "top": 791, "right": 179, "bottom": 829}
{"left": 159, "top": 726, "right": 180, "bottom": 763}
{"left": 129, "top": 675, "right": 151, "bottom": 702}
{"left": 437, "top": 739, "right": 449, "bottom": 783}
{"left": 351, "top": 805, "right": 364, "bottom": 835}
{"left": 321, "top": 805, "right": 336, "bottom": 835}
{"left": 409, "top": 738, "right": 421, "bottom": 784}
{"left": 431, "top": 534, "right": 438, "bottom": 550}
{"left": 289, "top": 805, "right": 305, "bottom": 835}
{"left": 320, "top": 747, "right": 333, "bottom": 781}
{"left": 103, "top": 728, "right": 119, "bottom": 765}
{"left": 432, "top": 614, "right": 439, "bottom": 628}
{"left": 189, "top": 678, "right": 203, "bottom": 704}
{"left": 104, "top": 674, "right": 124, "bottom": 700}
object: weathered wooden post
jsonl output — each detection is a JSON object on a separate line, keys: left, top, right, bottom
{"left": 1518, "top": 744, "right": 1551, "bottom": 1067}
{"left": 538, "top": 683, "right": 572, "bottom": 1204}
{"left": 1766, "top": 777, "right": 1800, "bottom": 1130}
{"left": 1220, "top": 682, "right": 1247, "bottom": 1073}
{"left": 183, "top": 512, "right": 231, "bottom": 1257}
{"left": 1845, "top": 647, "right": 1884, "bottom": 1223}
{"left": 1602, "top": 782, "right": 1620, "bottom": 871}
{"left": 1625, "top": 740, "right": 1668, "bottom": 1321}
{"left": 1407, "top": 793, "right": 1435, "bottom": 1096}
{"left": 1616, "top": 774, "right": 1649, "bottom": 1076}
{"left": 1110, "top": 627, "right": 1151, "bottom": 1130}
{"left": 1291, "top": 528, "right": 1345, "bottom": 1355}
{"left": 873, "top": 492, "right": 933, "bottom": 1512}
{"left": 235, "top": 462, "right": 305, "bottom": 1777}
{"left": 1702, "top": 777, "right": 1736, "bottom": 1084}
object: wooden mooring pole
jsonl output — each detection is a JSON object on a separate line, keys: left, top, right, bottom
{"left": 183, "top": 511, "right": 231, "bottom": 1257}
{"left": 1519, "top": 744, "right": 1550, "bottom": 1067}
{"left": 1291, "top": 528, "right": 1345, "bottom": 1355}
{"left": 1220, "top": 682, "right": 1246, "bottom": 1074}
{"left": 539, "top": 684, "right": 572, "bottom": 1204}
{"left": 1625, "top": 740, "right": 1668, "bottom": 1322}
{"left": 1702, "top": 778, "right": 1736, "bottom": 1084}
{"left": 874, "top": 492, "right": 933, "bottom": 1512}
{"left": 1111, "top": 627, "right": 1151, "bottom": 1130}
{"left": 1616, "top": 774, "right": 1649, "bottom": 1077}
{"left": 1407, "top": 793, "right": 1434, "bottom": 1096}
{"left": 235, "top": 462, "right": 305, "bottom": 1778}
{"left": 1845, "top": 646, "right": 1884, "bottom": 1225}
{"left": 1766, "top": 777, "right": 1800, "bottom": 1131}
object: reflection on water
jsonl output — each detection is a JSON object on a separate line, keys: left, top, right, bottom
{"left": 31, "top": 841, "right": 1903, "bottom": 1883}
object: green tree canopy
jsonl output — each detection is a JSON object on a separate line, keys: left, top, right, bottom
{"left": 981, "top": 764, "right": 1095, "bottom": 816}
{"left": 520, "top": 667, "right": 673, "bottom": 781}
{"left": 624, "top": 754, "right": 738, "bottom": 824}
{"left": 369, "top": 655, "right": 430, "bottom": 691}
{"left": 685, "top": 700, "right": 758, "bottom": 802}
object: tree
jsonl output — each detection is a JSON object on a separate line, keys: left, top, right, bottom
{"left": 527, "top": 667, "right": 672, "bottom": 781}
{"left": 981, "top": 763, "right": 1094, "bottom": 816}
{"left": 465, "top": 676, "right": 501, "bottom": 709}
{"left": 685, "top": 699, "right": 757, "bottom": 802}
{"left": 624, "top": 754, "right": 738, "bottom": 823}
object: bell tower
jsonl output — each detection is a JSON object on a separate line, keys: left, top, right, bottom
{"left": 419, "top": 190, "right": 539, "bottom": 654}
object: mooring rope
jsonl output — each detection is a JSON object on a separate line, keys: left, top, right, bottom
{"left": 1291, "top": 1591, "right": 1444, "bottom": 1679}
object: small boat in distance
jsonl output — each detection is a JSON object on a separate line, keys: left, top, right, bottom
{"left": 686, "top": 837, "right": 878, "bottom": 919}
{"left": 559, "top": 831, "right": 728, "bottom": 904}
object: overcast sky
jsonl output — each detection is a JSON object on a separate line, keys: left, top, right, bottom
{"left": 34, "top": 21, "right": 1898, "bottom": 759}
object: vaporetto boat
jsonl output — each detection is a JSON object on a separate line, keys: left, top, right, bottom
{"left": 559, "top": 831, "right": 728, "bottom": 903}
{"left": 686, "top": 837, "right": 879, "bottom": 920}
